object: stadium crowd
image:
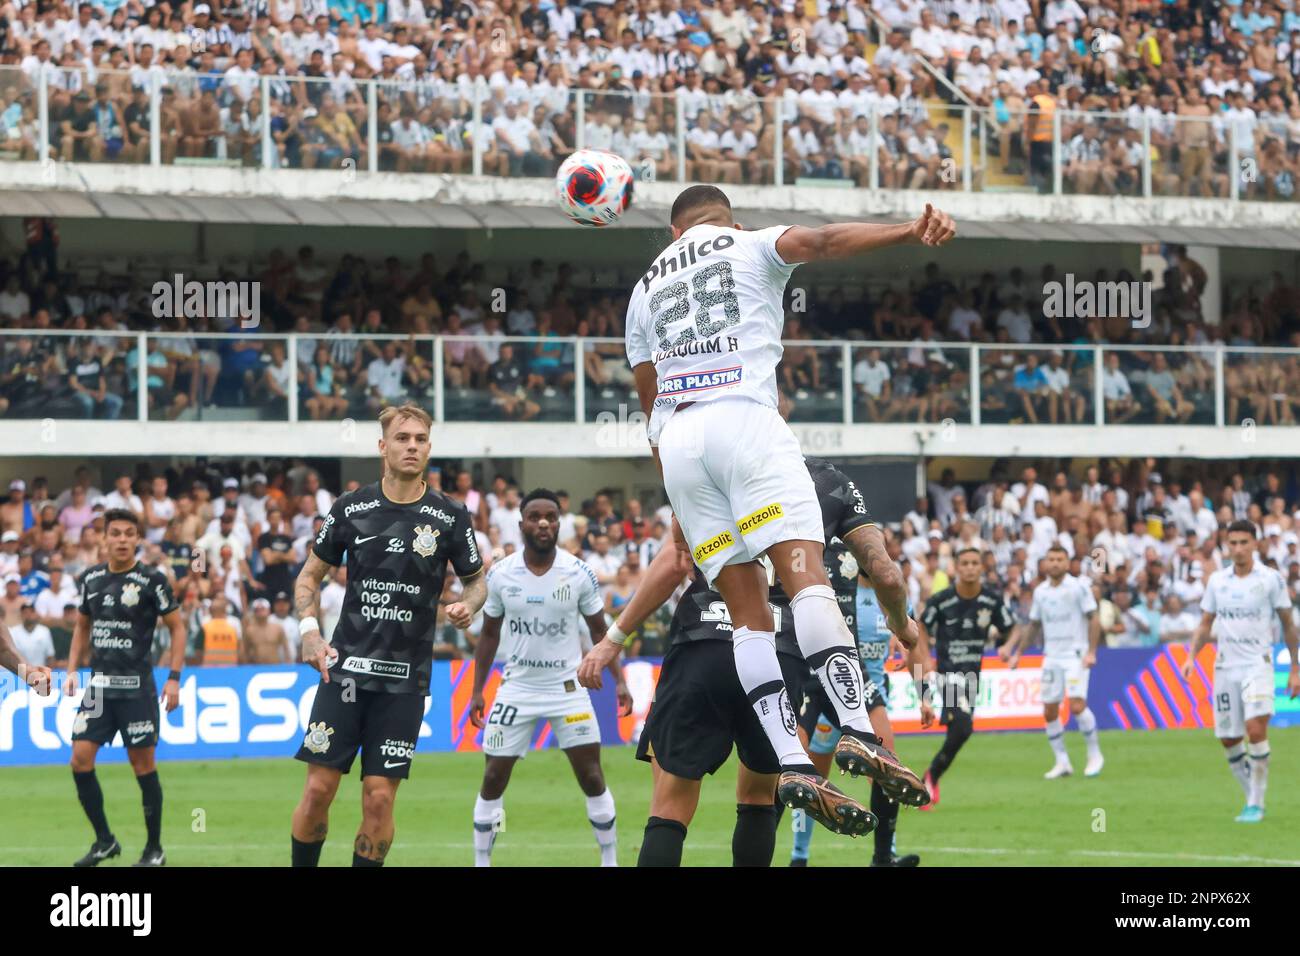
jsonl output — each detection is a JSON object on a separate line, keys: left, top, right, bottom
{"left": 1, "top": 231, "right": 1298, "bottom": 425}
{"left": 3, "top": 0, "right": 1300, "bottom": 197}
{"left": 4, "top": 456, "right": 1300, "bottom": 672}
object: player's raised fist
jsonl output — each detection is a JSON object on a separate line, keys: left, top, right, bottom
{"left": 21, "top": 663, "right": 52, "bottom": 696}
{"left": 446, "top": 601, "right": 474, "bottom": 630}
{"left": 909, "top": 204, "right": 956, "bottom": 247}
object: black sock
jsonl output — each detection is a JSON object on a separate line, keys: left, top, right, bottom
{"left": 637, "top": 816, "right": 687, "bottom": 867}
{"left": 136, "top": 771, "right": 163, "bottom": 850}
{"left": 73, "top": 770, "right": 112, "bottom": 842}
{"left": 732, "top": 803, "right": 778, "bottom": 867}
{"left": 352, "top": 853, "right": 384, "bottom": 868}
{"left": 291, "top": 837, "right": 325, "bottom": 867}
{"left": 929, "top": 713, "right": 973, "bottom": 782}
{"left": 871, "top": 782, "right": 899, "bottom": 862}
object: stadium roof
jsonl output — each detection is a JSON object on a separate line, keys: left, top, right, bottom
{"left": 3, "top": 189, "right": 1299, "bottom": 249}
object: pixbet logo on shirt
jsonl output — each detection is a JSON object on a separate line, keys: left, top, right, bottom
{"left": 508, "top": 618, "right": 569, "bottom": 638}
{"left": 344, "top": 498, "right": 381, "bottom": 518}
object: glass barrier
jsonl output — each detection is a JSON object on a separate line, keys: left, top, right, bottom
{"left": 0, "top": 66, "right": 40, "bottom": 162}
{"left": 979, "top": 346, "right": 1094, "bottom": 425}
{"left": 582, "top": 337, "right": 637, "bottom": 423}
{"left": 1223, "top": 349, "right": 1300, "bottom": 426}
{"left": 1240, "top": 112, "right": 1297, "bottom": 203}
{"left": 779, "top": 344, "right": 847, "bottom": 423}
{"left": 443, "top": 335, "right": 576, "bottom": 423}
{"left": 1055, "top": 110, "right": 1144, "bottom": 197}
{"left": 849, "top": 344, "right": 971, "bottom": 424}
{"left": 0, "top": 333, "right": 128, "bottom": 420}
{"left": 1100, "top": 347, "right": 1214, "bottom": 425}
{"left": 973, "top": 107, "right": 1034, "bottom": 192}
{"left": 1160, "top": 114, "right": 1225, "bottom": 199}
{"left": 268, "top": 73, "right": 368, "bottom": 172}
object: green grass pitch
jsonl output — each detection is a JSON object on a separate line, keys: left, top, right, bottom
{"left": 4, "top": 728, "right": 1297, "bottom": 867}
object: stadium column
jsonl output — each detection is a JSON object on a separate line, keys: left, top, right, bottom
{"left": 868, "top": 107, "right": 877, "bottom": 189}
{"left": 962, "top": 107, "right": 971, "bottom": 191}
{"left": 367, "top": 82, "right": 378, "bottom": 174}
{"left": 472, "top": 85, "right": 484, "bottom": 176}
{"left": 1051, "top": 108, "right": 1062, "bottom": 195}
{"left": 841, "top": 344, "right": 852, "bottom": 424}
{"left": 261, "top": 77, "right": 273, "bottom": 170}
{"left": 136, "top": 333, "right": 148, "bottom": 421}
{"left": 676, "top": 96, "right": 687, "bottom": 182}
{"left": 38, "top": 69, "right": 49, "bottom": 165}
{"left": 970, "top": 345, "right": 981, "bottom": 426}
{"left": 149, "top": 74, "right": 160, "bottom": 166}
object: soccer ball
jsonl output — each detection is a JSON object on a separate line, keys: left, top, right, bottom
{"left": 555, "top": 149, "right": 634, "bottom": 227}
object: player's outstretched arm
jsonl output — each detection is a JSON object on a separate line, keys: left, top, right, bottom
{"left": 1181, "top": 612, "right": 1215, "bottom": 680}
{"left": 577, "top": 541, "right": 692, "bottom": 690}
{"left": 0, "top": 620, "right": 51, "bottom": 696}
{"left": 64, "top": 613, "right": 91, "bottom": 696}
{"left": 469, "top": 613, "right": 503, "bottom": 728}
{"left": 161, "top": 608, "right": 186, "bottom": 712}
{"left": 295, "top": 552, "right": 338, "bottom": 682}
{"left": 584, "top": 610, "right": 632, "bottom": 716}
{"left": 844, "top": 524, "right": 915, "bottom": 648}
{"left": 1278, "top": 608, "right": 1300, "bottom": 699}
{"left": 911, "top": 618, "right": 936, "bottom": 728}
{"left": 775, "top": 203, "right": 957, "bottom": 264}
{"left": 1083, "top": 610, "right": 1101, "bottom": 667}
{"left": 446, "top": 570, "right": 486, "bottom": 630}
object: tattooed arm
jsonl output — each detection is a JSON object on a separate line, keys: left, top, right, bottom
{"left": 844, "top": 523, "right": 917, "bottom": 648}
{"left": 446, "top": 570, "right": 486, "bottom": 630}
{"left": 295, "top": 552, "right": 338, "bottom": 682}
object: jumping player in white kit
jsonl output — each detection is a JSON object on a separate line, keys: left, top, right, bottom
{"left": 470, "top": 489, "right": 632, "bottom": 865}
{"left": 1183, "top": 520, "right": 1299, "bottom": 823}
{"left": 583, "top": 184, "right": 954, "bottom": 842}
{"left": 1003, "top": 544, "right": 1104, "bottom": 778}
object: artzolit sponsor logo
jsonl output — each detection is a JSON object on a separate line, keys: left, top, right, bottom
{"left": 738, "top": 502, "right": 784, "bottom": 536}
{"left": 693, "top": 530, "right": 735, "bottom": 564}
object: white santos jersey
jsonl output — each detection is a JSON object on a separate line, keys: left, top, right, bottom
{"left": 1030, "top": 574, "right": 1097, "bottom": 657}
{"left": 1200, "top": 564, "right": 1289, "bottom": 669}
{"left": 483, "top": 550, "right": 605, "bottom": 693}
{"left": 625, "top": 223, "right": 799, "bottom": 443}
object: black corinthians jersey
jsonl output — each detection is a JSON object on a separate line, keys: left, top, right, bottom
{"left": 667, "top": 458, "right": 875, "bottom": 655}
{"left": 312, "top": 482, "right": 483, "bottom": 695}
{"left": 77, "top": 562, "right": 177, "bottom": 699}
{"left": 921, "top": 585, "right": 1016, "bottom": 675}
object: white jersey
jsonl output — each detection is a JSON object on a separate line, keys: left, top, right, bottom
{"left": 1030, "top": 574, "right": 1097, "bottom": 658}
{"left": 483, "top": 550, "right": 604, "bottom": 694}
{"left": 1200, "top": 564, "right": 1288, "bottom": 670}
{"left": 625, "top": 223, "right": 798, "bottom": 443}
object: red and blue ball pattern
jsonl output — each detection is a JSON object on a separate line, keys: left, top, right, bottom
{"left": 555, "top": 149, "right": 635, "bottom": 227}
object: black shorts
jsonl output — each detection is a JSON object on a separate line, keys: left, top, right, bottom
{"left": 635, "top": 641, "right": 809, "bottom": 779}
{"left": 294, "top": 679, "right": 425, "bottom": 779}
{"left": 797, "top": 672, "right": 888, "bottom": 737}
{"left": 71, "top": 691, "right": 160, "bottom": 749}
{"left": 937, "top": 671, "right": 978, "bottom": 725}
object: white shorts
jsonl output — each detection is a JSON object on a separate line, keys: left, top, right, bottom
{"left": 1041, "top": 655, "right": 1090, "bottom": 705}
{"left": 1213, "top": 661, "right": 1275, "bottom": 739}
{"left": 657, "top": 397, "right": 824, "bottom": 586}
{"left": 482, "top": 686, "right": 601, "bottom": 758}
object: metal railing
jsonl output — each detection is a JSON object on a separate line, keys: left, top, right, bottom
{"left": 0, "top": 64, "right": 1285, "bottom": 202}
{"left": 0, "top": 329, "right": 1293, "bottom": 428}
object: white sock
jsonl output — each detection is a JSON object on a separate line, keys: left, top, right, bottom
{"left": 733, "top": 626, "right": 806, "bottom": 768}
{"left": 1045, "top": 719, "right": 1069, "bottom": 763}
{"left": 585, "top": 789, "right": 618, "bottom": 867}
{"left": 1246, "top": 740, "right": 1270, "bottom": 809}
{"left": 790, "top": 584, "right": 872, "bottom": 735}
{"left": 1075, "top": 707, "right": 1101, "bottom": 758}
{"left": 473, "top": 795, "right": 503, "bottom": 867}
{"left": 1224, "top": 742, "right": 1251, "bottom": 798}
